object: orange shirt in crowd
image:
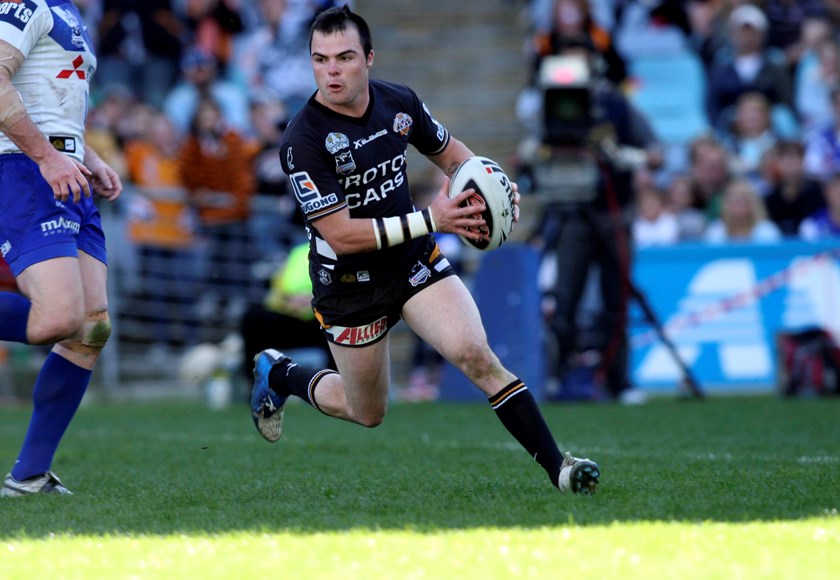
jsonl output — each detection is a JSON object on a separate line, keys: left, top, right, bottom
{"left": 124, "top": 140, "right": 195, "bottom": 249}
{"left": 178, "top": 130, "right": 257, "bottom": 226}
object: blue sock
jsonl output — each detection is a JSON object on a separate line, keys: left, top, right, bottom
{"left": 0, "top": 292, "right": 30, "bottom": 343}
{"left": 11, "top": 352, "right": 91, "bottom": 481}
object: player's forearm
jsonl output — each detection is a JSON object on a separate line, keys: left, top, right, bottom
{"left": 0, "top": 43, "right": 56, "bottom": 163}
{"left": 83, "top": 145, "right": 106, "bottom": 170}
{"left": 0, "top": 105, "right": 62, "bottom": 164}
{"left": 317, "top": 208, "right": 437, "bottom": 255}
{"left": 429, "top": 137, "right": 475, "bottom": 177}
{"left": 371, "top": 209, "right": 436, "bottom": 250}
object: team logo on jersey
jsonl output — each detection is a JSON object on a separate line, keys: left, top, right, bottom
{"left": 286, "top": 147, "right": 295, "bottom": 171}
{"left": 49, "top": 3, "right": 94, "bottom": 53}
{"left": 325, "top": 132, "right": 349, "bottom": 154}
{"left": 318, "top": 269, "right": 332, "bottom": 286}
{"left": 393, "top": 113, "right": 413, "bottom": 136}
{"left": 290, "top": 171, "right": 339, "bottom": 216}
{"left": 335, "top": 150, "right": 356, "bottom": 175}
{"left": 0, "top": 0, "right": 35, "bottom": 30}
{"left": 54, "top": 5, "right": 85, "bottom": 48}
{"left": 408, "top": 261, "right": 431, "bottom": 287}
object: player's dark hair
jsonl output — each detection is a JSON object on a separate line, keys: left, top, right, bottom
{"left": 309, "top": 4, "right": 373, "bottom": 57}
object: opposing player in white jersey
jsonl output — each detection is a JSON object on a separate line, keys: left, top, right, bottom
{"left": 249, "top": 6, "right": 600, "bottom": 494}
{"left": 0, "top": 0, "right": 122, "bottom": 497}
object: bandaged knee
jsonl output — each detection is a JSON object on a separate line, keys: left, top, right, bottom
{"left": 62, "top": 311, "right": 112, "bottom": 355}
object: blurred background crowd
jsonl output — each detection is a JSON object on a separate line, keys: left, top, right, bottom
{"left": 517, "top": 0, "right": 840, "bottom": 246}
{"left": 2, "top": 0, "right": 839, "bottom": 403}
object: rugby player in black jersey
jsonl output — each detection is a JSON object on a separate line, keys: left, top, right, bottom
{"left": 250, "top": 5, "right": 600, "bottom": 493}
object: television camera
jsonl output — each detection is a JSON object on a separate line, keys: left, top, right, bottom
{"left": 530, "top": 54, "right": 647, "bottom": 203}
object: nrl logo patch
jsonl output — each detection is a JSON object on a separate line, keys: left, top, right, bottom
{"left": 335, "top": 150, "right": 356, "bottom": 175}
{"left": 393, "top": 113, "right": 412, "bottom": 136}
{"left": 408, "top": 261, "right": 431, "bottom": 287}
{"left": 325, "top": 132, "right": 349, "bottom": 154}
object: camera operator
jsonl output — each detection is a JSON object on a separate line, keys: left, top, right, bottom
{"left": 517, "top": 36, "right": 663, "bottom": 403}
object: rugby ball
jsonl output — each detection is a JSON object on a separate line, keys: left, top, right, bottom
{"left": 448, "top": 156, "right": 515, "bottom": 251}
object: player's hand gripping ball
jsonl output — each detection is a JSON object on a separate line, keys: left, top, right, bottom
{"left": 448, "top": 156, "right": 515, "bottom": 251}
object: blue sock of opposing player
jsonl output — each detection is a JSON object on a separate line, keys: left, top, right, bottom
{"left": 11, "top": 352, "right": 91, "bottom": 481}
{"left": 0, "top": 292, "right": 31, "bottom": 343}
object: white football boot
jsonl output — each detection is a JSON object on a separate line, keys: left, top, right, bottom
{"left": 1, "top": 471, "right": 73, "bottom": 497}
{"left": 557, "top": 452, "right": 600, "bottom": 494}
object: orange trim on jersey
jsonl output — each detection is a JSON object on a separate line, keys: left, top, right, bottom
{"left": 313, "top": 308, "right": 332, "bottom": 329}
{"left": 429, "top": 243, "right": 441, "bottom": 263}
{"left": 308, "top": 201, "right": 347, "bottom": 222}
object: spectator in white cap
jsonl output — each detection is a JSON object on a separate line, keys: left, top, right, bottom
{"left": 706, "top": 3, "right": 793, "bottom": 132}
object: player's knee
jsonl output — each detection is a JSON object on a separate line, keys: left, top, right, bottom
{"left": 453, "top": 342, "right": 496, "bottom": 379}
{"left": 351, "top": 404, "right": 387, "bottom": 428}
{"left": 27, "top": 310, "right": 86, "bottom": 345}
{"left": 356, "top": 413, "right": 385, "bottom": 428}
{"left": 60, "top": 311, "right": 112, "bottom": 355}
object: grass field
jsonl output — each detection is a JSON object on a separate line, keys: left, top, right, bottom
{"left": 0, "top": 394, "right": 838, "bottom": 578}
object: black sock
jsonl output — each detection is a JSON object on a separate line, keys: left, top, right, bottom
{"left": 269, "top": 362, "right": 336, "bottom": 412}
{"left": 490, "top": 380, "right": 563, "bottom": 485}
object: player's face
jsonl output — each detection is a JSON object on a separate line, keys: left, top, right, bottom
{"left": 310, "top": 27, "right": 373, "bottom": 116}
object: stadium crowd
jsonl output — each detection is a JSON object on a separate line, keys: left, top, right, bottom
{"left": 3, "top": 0, "right": 840, "bottom": 401}
{"left": 507, "top": 0, "right": 840, "bottom": 403}
{"left": 519, "top": 0, "right": 840, "bottom": 246}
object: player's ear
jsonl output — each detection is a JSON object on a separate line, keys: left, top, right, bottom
{"left": 366, "top": 49, "right": 374, "bottom": 68}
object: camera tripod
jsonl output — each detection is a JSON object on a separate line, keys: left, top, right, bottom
{"left": 543, "top": 200, "right": 705, "bottom": 400}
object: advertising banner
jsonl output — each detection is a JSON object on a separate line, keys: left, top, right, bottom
{"left": 631, "top": 242, "right": 840, "bottom": 393}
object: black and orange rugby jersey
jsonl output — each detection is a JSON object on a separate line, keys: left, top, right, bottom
{"left": 279, "top": 79, "right": 450, "bottom": 285}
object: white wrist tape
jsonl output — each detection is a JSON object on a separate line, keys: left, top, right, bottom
{"left": 373, "top": 208, "right": 437, "bottom": 249}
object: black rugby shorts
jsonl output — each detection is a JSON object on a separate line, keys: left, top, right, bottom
{"left": 313, "top": 238, "right": 455, "bottom": 347}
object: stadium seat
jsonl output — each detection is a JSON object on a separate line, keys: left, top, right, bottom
{"left": 628, "top": 52, "right": 709, "bottom": 146}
